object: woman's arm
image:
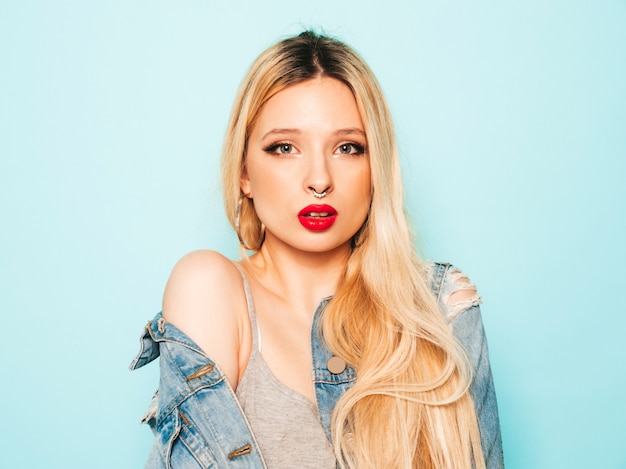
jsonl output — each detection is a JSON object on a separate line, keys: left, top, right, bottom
{"left": 162, "top": 250, "right": 250, "bottom": 390}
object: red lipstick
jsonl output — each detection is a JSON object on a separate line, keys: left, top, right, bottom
{"left": 297, "top": 204, "right": 338, "bottom": 231}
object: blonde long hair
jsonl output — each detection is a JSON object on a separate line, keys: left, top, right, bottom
{"left": 221, "top": 31, "right": 485, "bottom": 469}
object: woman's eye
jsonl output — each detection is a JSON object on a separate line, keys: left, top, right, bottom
{"left": 336, "top": 143, "right": 366, "bottom": 155}
{"left": 278, "top": 143, "right": 293, "bottom": 154}
{"left": 264, "top": 143, "right": 295, "bottom": 155}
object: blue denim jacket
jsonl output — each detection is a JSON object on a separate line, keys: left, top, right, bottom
{"left": 130, "top": 262, "right": 504, "bottom": 468}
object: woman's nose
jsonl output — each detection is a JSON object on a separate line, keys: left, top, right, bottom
{"left": 304, "top": 151, "right": 333, "bottom": 197}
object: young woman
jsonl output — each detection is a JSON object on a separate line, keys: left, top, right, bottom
{"left": 131, "top": 31, "right": 504, "bottom": 469}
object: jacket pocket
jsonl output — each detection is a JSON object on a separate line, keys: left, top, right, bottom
{"left": 149, "top": 408, "right": 217, "bottom": 469}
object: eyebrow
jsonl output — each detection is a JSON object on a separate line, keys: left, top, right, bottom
{"left": 261, "top": 127, "right": 366, "bottom": 140}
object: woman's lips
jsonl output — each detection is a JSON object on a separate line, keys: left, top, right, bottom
{"left": 297, "top": 204, "right": 338, "bottom": 231}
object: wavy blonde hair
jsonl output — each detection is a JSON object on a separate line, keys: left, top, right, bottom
{"left": 221, "top": 31, "right": 485, "bottom": 469}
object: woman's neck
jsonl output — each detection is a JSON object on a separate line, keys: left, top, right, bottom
{"left": 244, "top": 237, "right": 350, "bottom": 317}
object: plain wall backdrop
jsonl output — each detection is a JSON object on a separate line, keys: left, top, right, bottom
{"left": 1, "top": 1, "right": 625, "bottom": 468}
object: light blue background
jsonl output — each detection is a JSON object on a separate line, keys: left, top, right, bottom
{"left": 1, "top": 1, "right": 624, "bottom": 468}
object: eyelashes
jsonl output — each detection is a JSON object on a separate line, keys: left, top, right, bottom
{"left": 262, "top": 142, "right": 296, "bottom": 155}
{"left": 337, "top": 142, "right": 366, "bottom": 155}
{"left": 262, "top": 141, "right": 367, "bottom": 157}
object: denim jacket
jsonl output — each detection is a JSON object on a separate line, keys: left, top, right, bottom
{"left": 130, "top": 262, "right": 504, "bottom": 468}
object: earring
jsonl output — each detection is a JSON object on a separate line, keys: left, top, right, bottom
{"left": 235, "top": 195, "right": 265, "bottom": 251}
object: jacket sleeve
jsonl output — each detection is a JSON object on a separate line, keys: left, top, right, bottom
{"left": 450, "top": 303, "right": 505, "bottom": 469}
{"left": 432, "top": 263, "right": 505, "bottom": 469}
{"left": 131, "top": 313, "right": 268, "bottom": 469}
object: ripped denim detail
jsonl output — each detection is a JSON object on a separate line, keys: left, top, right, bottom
{"left": 444, "top": 267, "right": 482, "bottom": 321}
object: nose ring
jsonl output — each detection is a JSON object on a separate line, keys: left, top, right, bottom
{"left": 312, "top": 189, "right": 327, "bottom": 199}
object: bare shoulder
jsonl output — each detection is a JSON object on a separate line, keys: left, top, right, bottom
{"left": 162, "top": 250, "right": 248, "bottom": 388}
{"left": 163, "top": 250, "right": 242, "bottom": 307}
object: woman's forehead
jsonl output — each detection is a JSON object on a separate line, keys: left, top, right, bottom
{"left": 250, "top": 77, "right": 364, "bottom": 139}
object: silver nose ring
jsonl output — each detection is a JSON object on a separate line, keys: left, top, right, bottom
{"left": 312, "top": 189, "right": 327, "bottom": 199}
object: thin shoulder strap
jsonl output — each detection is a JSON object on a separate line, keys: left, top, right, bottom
{"left": 232, "top": 262, "right": 262, "bottom": 352}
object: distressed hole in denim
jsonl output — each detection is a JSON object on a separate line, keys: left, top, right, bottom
{"left": 186, "top": 364, "right": 215, "bottom": 381}
{"left": 444, "top": 268, "right": 482, "bottom": 322}
{"left": 228, "top": 443, "right": 252, "bottom": 459}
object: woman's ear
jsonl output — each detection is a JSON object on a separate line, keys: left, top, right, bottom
{"left": 240, "top": 168, "right": 252, "bottom": 198}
